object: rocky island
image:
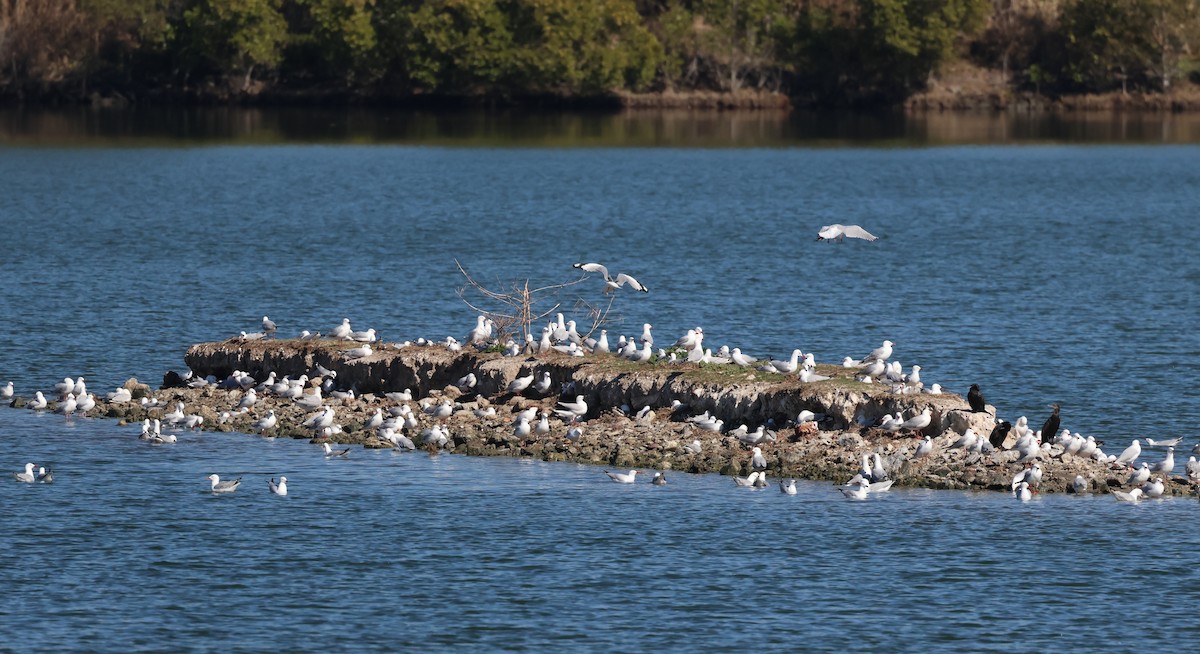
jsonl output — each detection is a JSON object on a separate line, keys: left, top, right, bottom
{"left": 12, "top": 336, "right": 1190, "bottom": 498}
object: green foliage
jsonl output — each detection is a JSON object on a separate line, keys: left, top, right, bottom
{"left": 3, "top": 0, "right": 1198, "bottom": 103}
{"left": 179, "top": 0, "right": 289, "bottom": 88}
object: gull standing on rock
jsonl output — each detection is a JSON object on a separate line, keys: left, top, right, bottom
{"left": 262, "top": 316, "right": 277, "bottom": 338}
{"left": 750, "top": 447, "right": 767, "bottom": 471}
{"left": 1150, "top": 447, "right": 1175, "bottom": 475}
{"left": 508, "top": 373, "right": 534, "bottom": 395}
{"left": 913, "top": 436, "right": 934, "bottom": 459}
{"left": 554, "top": 395, "right": 588, "bottom": 421}
{"left": 861, "top": 340, "right": 894, "bottom": 364}
{"left": 1115, "top": 440, "right": 1142, "bottom": 467}
{"left": 901, "top": 407, "right": 932, "bottom": 433}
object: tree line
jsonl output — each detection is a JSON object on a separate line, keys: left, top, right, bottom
{"left": 2, "top": 0, "right": 1198, "bottom": 106}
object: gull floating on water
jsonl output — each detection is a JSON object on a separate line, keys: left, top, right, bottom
{"left": 36, "top": 466, "right": 53, "bottom": 483}
{"left": 1014, "top": 481, "right": 1033, "bottom": 501}
{"left": 268, "top": 476, "right": 288, "bottom": 496}
{"left": 840, "top": 478, "right": 870, "bottom": 499}
{"left": 14, "top": 462, "right": 37, "bottom": 483}
{"left": 323, "top": 442, "right": 350, "bottom": 458}
{"left": 817, "top": 224, "right": 878, "bottom": 242}
{"left": 206, "top": 474, "right": 241, "bottom": 493}
{"left": 734, "top": 471, "right": 761, "bottom": 488}
{"left": 1070, "top": 475, "right": 1089, "bottom": 494}
{"left": 780, "top": 479, "right": 797, "bottom": 495}
{"left": 1113, "top": 487, "right": 1144, "bottom": 503}
{"left": 605, "top": 469, "right": 639, "bottom": 483}
{"left": 651, "top": 472, "right": 667, "bottom": 486}
{"left": 1, "top": 381, "right": 12, "bottom": 399}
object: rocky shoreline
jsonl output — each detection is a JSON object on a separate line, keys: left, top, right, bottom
{"left": 8, "top": 338, "right": 1195, "bottom": 497}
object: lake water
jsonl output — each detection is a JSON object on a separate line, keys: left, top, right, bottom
{"left": 2, "top": 108, "right": 1199, "bottom": 649}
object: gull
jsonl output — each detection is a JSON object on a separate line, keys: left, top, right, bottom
{"left": 684, "top": 440, "right": 702, "bottom": 454}
{"left": 605, "top": 470, "right": 640, "bottom": 483}
{"left": 629, "top": 341, "right": 654, "bottom": 363}
{"left": 183, "top": 414, "right": 204, "bottom": 430}
{"left": 871, "top": 453, "right": 887, "bottom": 481}
{"left": 344, "top": 344, "right": 373, "bottom": 359}
{"left": 750, "top": 447, "right": 767, "bottom": 471}
{"left": 730, "top": 348, "right": 757, "bottom": 367}
{"left": 1, "top": 381, "right": 11, "bottom": 399}
{"left": 901, "top": 407, "right": 932, "bottom": 432}
{"left": 268, "top": 476, "right": 287, "bottom": 496}
{"left": 252, "top": 410, "right": 278, "bottom": 432}
{"left": 733, "top": 472, "right": 761, "bottom": 487}
{"left": 696, "top": 418, "right": 723, "bottom": 433}
{"left": 106, "top": 387, "right": 131, "bottom": 403}
{"left": 860, "top": 340, "right": 894, "bottom": 364}
{"left": 673, "top": 328, "right": 703, "bottom": 350}
{"left": 879, "top": 414, "right": 902, "bottom": 432}
{"left": 780, "top": 479, "right": 798, "bottom": 495}
{"left": 467, "top": 315, "right": 491, "bottom": 343}
{"left": 534, "top": 413, "right": 551, "bottom": 435}
{"left": 322, "top": 442, "right": 350, "bottom": 458}
{"left": 262, "top": 316, "right": 277, "bottom": 337}
{"left": 765, "top": 349, "right": 802, "bottom": 374}
{"left": 1127, "top": 462, "right": 1151, "bottom": 486}
{"left": 651, "top": 472, "right": 667, "bottom": 486}
{"left": 206, "top": 474, "right": 241, "bottom": 493}
{"left": 860, "top": 359, "right": 886, "bottom": 380}
{"left": 913, "top": 436, "right": 933, "bottom": 459}
{"left": 513, "top": 418, "right": 532, "bottom": 438}
{"left": 239, "top": 331, "right": 266, "bottom": 342}
{"left": 799, "top": 368, "right": 830, "bottom": 383}
{"left": 298, "top": 330, "right": 319, "bottom": 340}
{"left": 386, "top": 389, "right": 413, "bottom": 402}
{"left": 508, "top": 373, "right": 534, "bottom": 394}
{"left": 511, "top": 406, "right": 538, "bottom": 425}
{"left": 1113, "top": 488, "right": 1144, "bottom": 503}
{"left": 294, "top": 389, "right": 323, "bottom": 410}
{"left": 57, "top": 395, "right": 77, "bottom": 415}
{"left": 237, "top": 388, "right": 257, "bottom": 409}
{"left": 640, "top": 323, "right": 654, "bottom": 346}
{"left": 951, "top": 429, "right": 977, "bottom": 450}
{"left": 456, "top": 373, "right": 477, "bottom": 392}
{"left": 1071, "top": 475, "right": 1089, "bottom": 494}
{"left": 1149, "top": 447, "right": 1175, "bottom": 475}
{"left": 1014, "top": 481, "right": 1033, "bottom": 501}
{"left": 350, "top": 328, "right": 377, "bottom": 343}
{"left": 303, "top": 406, "right": 335, "bottom": 430}
{"left": 564, "top": 426, "right": 584, "bottom": 441}
{"left": 331, "top": 318, "right": 352, "bottom": 340}
{"left": 1012, "top": 464, "right": 1042, "bottom": 491}
{"left": 1141, "top": 478, "right": 1165, "bottom": 498}
{"left": 589, "top": 330, "right": 610, "bottom": 354}
{"left": 28, "top": 391, "right": 47, "bottom": 410}
{"left": 1187, "top": 456, "right": 1200, "bottom": 482}
{"left": 54, "top": 377, "right": 74, "bottom": 395}
{"left": 572, "top": 262, "right": 650, "bottom": 294}
{"left": 1145, "top": 437, "right": 1183, "bottom": 448}
{"left": 1115, "top": 440, "right": 1141, "bottom": 467}
{"left": 738, "top": 426, "right": 770, "bottom": 445}
{"left": 533, "top": 372, "right": 553, "bottom": 395}
{"left": 554, "top": 395, "right": 588, "bottom": 421}
{"left": 14, "top": 463, "right": 37, "bottom": 483}
{"left": 817, "top": 224, "right": 878, "bottom": 242}
{"left": 840, "top": 478, "right": 870, "bottom": 499}
{"left": 425, "top": 401, "right": 454, "bottom": 418}
{"left": 364, "top": 408, "right": 384, "bottom": 431}
{"left": 36, "top": 466, "right": 53, "bottom": 483}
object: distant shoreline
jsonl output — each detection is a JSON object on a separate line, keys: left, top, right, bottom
{"left": 13, "top": 86, "right": 1200, "bottom": 114}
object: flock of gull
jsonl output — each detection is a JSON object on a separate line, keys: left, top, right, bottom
{"left": 8, "top": 249, "right": 1194, "bottom": 501}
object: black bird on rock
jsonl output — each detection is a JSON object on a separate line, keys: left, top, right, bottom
{"left": 988, "top": 421, "right": 1012, "bottom": 449}
{"left": 1041, "top": 404, "right": 1061, "bottom": 441}
{"left": 967, "top": 384, "right": 987, "bottom": 413}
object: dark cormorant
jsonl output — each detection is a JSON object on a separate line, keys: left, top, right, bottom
{"left": 988, "top": 421, "right": 1012, "bottom": 448}
{"left": 967, "top": 384, "right": 987, "bottom": 413}
{"left": 1041, "top": 404, "right": 1061, "bottom": 441}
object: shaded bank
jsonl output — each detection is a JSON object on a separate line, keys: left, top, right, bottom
{"left": 7, "top": 105, "right": 1200, "bottom": 148}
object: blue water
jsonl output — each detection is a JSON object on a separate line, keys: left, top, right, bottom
{"left": 3, "top": 135, "right": 1200, "bottom": 648}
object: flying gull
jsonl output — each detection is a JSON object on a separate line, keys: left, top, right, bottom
{"left": 817, "top": 224, "right": 878, "bottom": 242}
